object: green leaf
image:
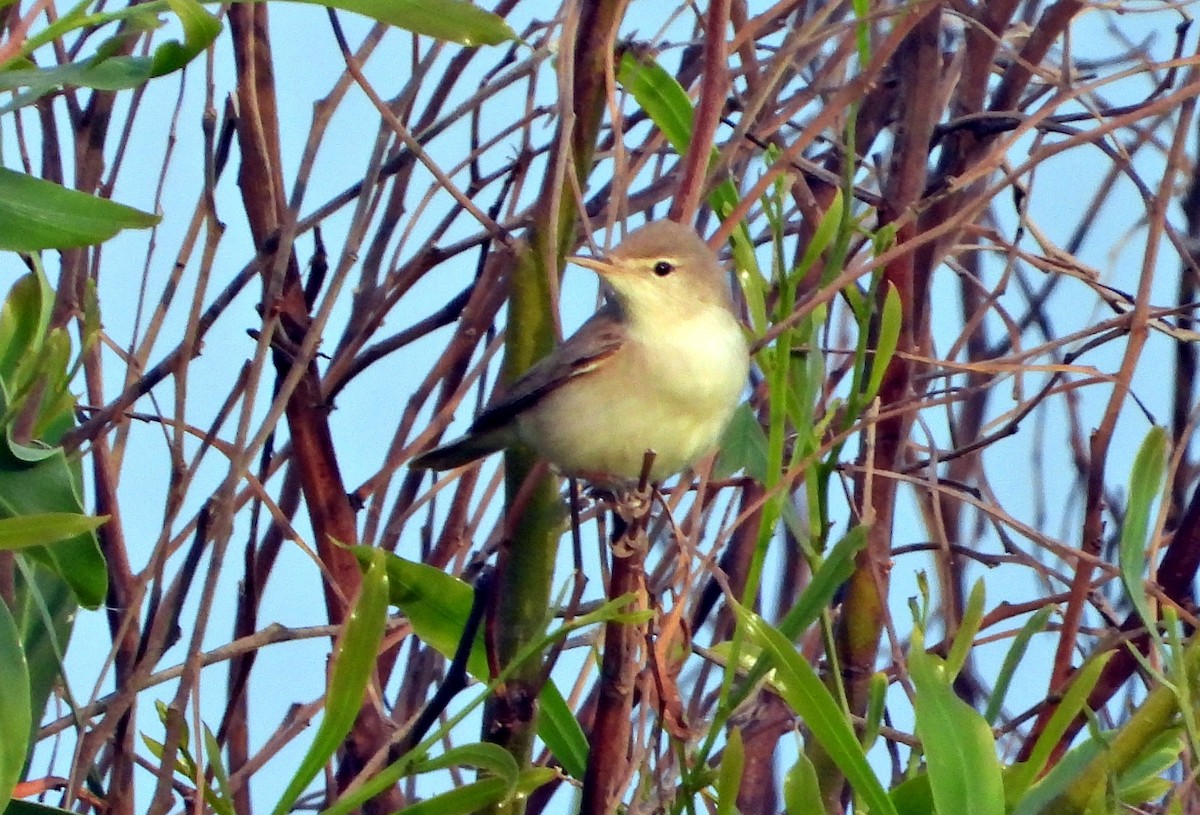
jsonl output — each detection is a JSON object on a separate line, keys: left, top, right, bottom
{"left": 617, "top": 51, "right": 694, "bottom": 154}
{"left": 862, "top": 671, "right": 887, "bottom": 750}
{"left": 327, "top": 744, "right": 526, "bottom": 815}
{"left": 0, "top": 60, "right": 151, "bottom": 112}
{"left": 10, "top": 559, "right": 76, "bottom": 750}
{"left": 715, "top": 403, "right": 768, "bottom": 481}
{"left": 616, "top": 49, "right": 743, "bottom": 224}
{"left": 354, "top": 547, "right": 590, "bottom": 777}
{"left": 0, "top": 599, "right": 32, "bottom": 814}
{"left": 985, "top": 605, "right": 1054, "bottom": 725}
{"left": 783, "top": 753, "right": 824, "bottom": 815}
{"left": 365, "top": 547, "right": 488, "bottom": 676}
{"left": 864, "top": 282, "right": 902, "bottom": 404}
{"left": 515, "top": 767, "right": 558, "bottom": 796}
{"left": 735, "top": 601, "right": 897, "bottom": 815}
{"left": 1119, "top": 425, "right": 1168, "bottom": 635}
{"left": 909, "top": 626, "right": 1004, "bottom": 815}
{"left": 1114, "top": 726, "right": 1183, "bottom": 805}
{"left": 0, "top": 168, "right": 158, "bottom": 251}
{"left": 0, "top": 267, "right": 82, "bottom": 450}
{"left": 944, "top": 578, "right": 986, "bottom": 680}
{"left": 410, "top": 742, "right": 517, "bottom": 783}
{"left": 5, "top": 802, "right": 81, "bottom": 815}
{"left": 616, "top": 48, "right": 766, "bottom": 341}
{"left": 140, "top": 733, "right": 194, "bottom": 777}
{"left": 0, "top": 513, "right": 108, "bottom": 551}
{"left": 778, "top": 525, "right": 867, "bottom": 640}
{"left": 889, "top": 771, "right": 934, "bottom": 815}
{"left": 271, "top": 549, "right": 389, "bottom": 815}
{"left": 393, "top": 778, "right": 510, "bottom": 815}
{"left": 1011, "top": 726, "right": 1176, "bottom": 815}
{"left": 0, "top": 272, "right": 51, "bottom": 386}
{"left": 0, "top": 447, "right": 107, "bottom": 608}
{"left": 716, "top": 727, "right": 744, "bottom": 815}
{"left": 149, "top": 0, "right": 221, "bottom": 76}
{"left": 1008, "top": 652, "right": 1114, "bottom": 799}
{"left": 202, "top": 723, "right": 237, "bottom": 815}
{"left": 795, "top": 188, "right": 843, "bottom": 279}
{"left": 0, "top": 0, "right": 218, "bottom": 112}
{"left": 248, "top": 0, "right": 515, "bottom": 46}
{"left": 537, "top": 675, "right": 588, "bottom": 780}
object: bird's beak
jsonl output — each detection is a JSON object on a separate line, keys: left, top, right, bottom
{"left": 568, "top": 254, "right": 621, "bottom": 277}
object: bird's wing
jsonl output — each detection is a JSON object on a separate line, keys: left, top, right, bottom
{"left": 471, "top": 310, "right": 626, "bottom": 434}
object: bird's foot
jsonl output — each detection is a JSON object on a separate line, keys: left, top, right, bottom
{"left": 584, "top": 482, "right": 654, "bottom": 524}
{"left": 582, "top": 482, "right": 654, "bottom": 557}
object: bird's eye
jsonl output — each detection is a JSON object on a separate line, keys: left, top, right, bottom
{"left": 653, "top": 260, "right": 674, "bottom": 277}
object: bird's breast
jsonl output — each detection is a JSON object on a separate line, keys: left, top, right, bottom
{"left": 519, "top": 307, "right": 749, "bottom": 481}
{"left": 636, "top": 308, "right": 749, "bottom": 409}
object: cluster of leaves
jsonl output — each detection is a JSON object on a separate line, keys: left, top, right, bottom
{"left": 0, "top": 267, "right": 107, "bottom": 814}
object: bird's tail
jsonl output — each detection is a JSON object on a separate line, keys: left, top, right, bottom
{"left": 409, "top": 429, "right": 510, "bottom": 471}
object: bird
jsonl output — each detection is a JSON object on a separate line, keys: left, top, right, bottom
{"left": 410, "top": 220, "right": 750, "bottom": 485}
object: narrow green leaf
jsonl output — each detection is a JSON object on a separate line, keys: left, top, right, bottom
{"left": 410, "top": 742, "right": 518, "bottom": 785}
{"left": 617, "top": 51, "right": 694, "bottom": 154}
{"left": 13, "top": 534, "right": 106, "bottom": 610}
{"left": 864, "top": 282, "right": 902, "bottom": 404}
{"left": 778, "top": 526, "right": 867, "bottom": 640}
{"left": 203, "top": 724, "right": 237, "bottom": 815}
{"left": 1120, "top": 426, "right": 1168, "bottom": 634}
{"left": 154, "top": 698, "right": 190, "bottom": 752}
{"left": 796, "top": 188, "right": 843, "bottom": 278}
{"left": 271, "top": 549, "right": 389, "bottom": 815}
{"left": 616, "top": 49, "right": 743, "bottom": 225}
{"left": 1013, "top": 730, "right": 1129, "bottom": 815}
{"left": 0, "top": 272, "right": 51, "bottom": 383}
{"left": 10, "top": 558, "right": 76, "bottom": 746}
{"left": 392, "top": 777, "right": 510, "bottom": 815}
{"left": 0, "top": 60, "right": 151, "bottom": 112}
{"left": 1114, "top": 727, "right": 1183, "bottom": 805}
{"left": 140, "top": 733, "right": 193, "bottom": 776}
{"left": 735, "top": 601, "right": 897, "bottom": 815}
{"left": 515, "top": 767, "right": 558, "bottom": 796}
{"left": 783, "top": 753, "right": 824, "bottom": 815}
{"left": 616, "top": 47, "right": 766, "bottom": 345}
{"left": 245, "top": 0, "right": 515, "bottom": 46}
{"left": 359, "top": 547, "right": 486, "bottom": 675}
{"left": 945, "top": 579, "right": 986, "bottom": 680}
{"left": 28, "top": 329, "right": 76, "bottom": 441}
{"left": 0, "top": 168, "right": 158, "bottom": 251}
{"left": 909, "top": 626, "right": 1004, "bottom": 815}
{"left": 5, "top": 801, "right": 83, "bottom": 815}
{"left": 873, "top": 222, "right": 897, "bottom": 256}
{"left": 0, "top": 513, "right": 108, "bottom": 551}
{"left": 326, "top": 744, "right": 522, "bottom": 815}
{"left": 851, "top": 0, "right": 871, "bottom": 62}
{"left": 985, "top": 605, "right": 1054, "bottom": 725}
{"left": 0, "top": 599, "right": 32, "bottom": 814}
{"left": 1009, "top": 652, "right": 1113, "bottom": 797}
{"left": 0, "top": 0, "right": 217, "bottom": 112}
{"left": 716, "top": 727, "right": 745, "bottom": 815}
{"left": 537, "top": 677, "right": 588, "bottom": 780}
{"left": 862, "top": 671, "right": 887, "bottom": 750}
